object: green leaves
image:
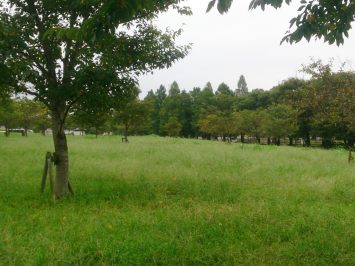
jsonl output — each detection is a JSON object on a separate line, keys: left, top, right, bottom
{"left": 217, "top": 0, "right": 233, "bottom": 14}
{"left": 207, "top": 0, "right": 233, "bottom": 14}
{"left": 206, "top": 0, "right": 216, "bottom": 13}
{"left": 209, "top": 0, "right": 354, "bottom": 45}
{"left": 0, "top": 0, "right": 189, "bottom": 116}
{"left": 249, "top": 0, "right": 290, "bottom": 10}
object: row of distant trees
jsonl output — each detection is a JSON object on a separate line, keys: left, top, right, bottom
{"left": 1, "top": 61, "right": 354, "bottom": 148}
{"left": 0, "top": 98, "right": 50, "bottom": 136}
{"left": 143, "top": 61, "right": 354, "bottom": 148}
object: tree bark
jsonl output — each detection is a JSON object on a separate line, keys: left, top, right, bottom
{"left": 277, "top": 138, "right": 281, "bottom": 146}
{"left": 51, "top": 112, "right": 70, "bottom": 198}
{"left": 124, "top": 123, "right": 129, "bottom": 143}
{"left": 348, "top": 147, "right": 353, "bottom": 163}
{"left": 40, "top": 152, "right": 50, "bottom": 193}
{"left": 321, "top": 138, "right": 333, "bottom": 149}
{"left": 304, "top": 132, "right": 311, "bottom": 147}
{"left": 240, "top": 133, "right": 245, "bottom": 143}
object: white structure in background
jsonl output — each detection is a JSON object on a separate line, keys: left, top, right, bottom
{"left": 45, "top": 128, "right": 53, "bottom": 135}
{"left": 45, "top": 128, "right": 85, "bottom": 136}
{"left": 65, "top": 128, "right": 85, "bottom": 136}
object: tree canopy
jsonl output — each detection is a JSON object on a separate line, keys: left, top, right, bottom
{"left": 208, "top": 0, "right": 355, "bottom": 45}
{"left": 236, "top": 75, "right": 248, "bottom": 95}
{"left": 0, "top": 0, "right": 190, "bottom": 198}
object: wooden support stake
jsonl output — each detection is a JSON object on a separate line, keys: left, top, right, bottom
{"left": 348, "top": 146, "right": 354, "bottom": 164}
{"left": 48, "top": 156, "right": 54, "bottom": 196}
{"left": 40, "top": 151, "right": 75, "bottom": 197}
{"left": 40, "top": 152, "right": 51, "bottom": 193}
{"left": 68, "top": 180, "right": 74, "bottom": 195}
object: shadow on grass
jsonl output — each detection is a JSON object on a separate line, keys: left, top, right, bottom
{"left": 1, "top": 175, "right": 242, "bottom": 209}
{"left": 72, "top": 175, "right": 242, "bottom": 206}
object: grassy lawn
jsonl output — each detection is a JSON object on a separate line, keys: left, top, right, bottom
{"left": 0, "top": 134, "right": 354, "bottom": 265}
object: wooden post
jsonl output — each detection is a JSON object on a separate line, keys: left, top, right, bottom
{"left": 348, "top": 146, "right": 354, "bottom": 163}
{"left": 68, "top": 180, "right": 74, "bottom": 195}
{"left": 41, "top": 151, "right": 74, "bottom": 197}
{"left": 48, "top": 155, "right": 54, "bottom": 194}
{"left": 40, "top": 152, "right": 52, "bottom": 193}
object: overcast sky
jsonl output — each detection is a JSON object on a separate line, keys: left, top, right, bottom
{"left": 138, "top": 0, "right": 355, "bottom": 96}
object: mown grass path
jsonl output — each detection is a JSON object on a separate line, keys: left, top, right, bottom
{"left": 0, "top": 135, "right": 354, "bottom": 265}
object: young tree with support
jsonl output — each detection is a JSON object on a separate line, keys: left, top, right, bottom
{"left": 0, "top": 0, "right": 190, "bottom": 198}
{"left": 114, "top": 97, "right": 153, "bottom": 143}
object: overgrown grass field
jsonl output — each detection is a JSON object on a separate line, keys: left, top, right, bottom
{"left": 0, "top": 134, "right": 354, "bottom": 265}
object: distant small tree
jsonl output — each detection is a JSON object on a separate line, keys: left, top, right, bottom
{"left": 169, "top": 81, "right": 181, "bottom": 96}
{"left": 164, "top": 116, "right": 182, "bottom": 137}
{"left": 237, "top": 110, "right": 265, "bottom": 143}
{"left": 114, "top": 99, "right": 152, "bottom": 142}
{"left": 0, "top": 97, "right": 18, "bottom": 136}
{"left": 33, "top": 104, "right": 51, "bottom": 135}
{"left": 198, "top": 113, "right": 219, "bottom": 139}
{"left": 72, "top": 109, "right": 111, "bottom": 138}
{"left": 236, "top": 89, "right": 271, "bottom": 110}
{"left": 160, "top": 81, "right": 194, "bottom": 137}
{"left": 198, "top": 112, "right": 236, "bottom": 141}
{"left": 216, "top": 82, "right": 234, "bottom": 96}
{"left": 144, "top": 85, "right": 167, "bottom": 135}
{"left": 231, "top": 111, "right": 245, "bottom": 142}
{"left": 270, "top": 78, "right": 305, "bottom": 103}
{"left": 17, "top": 98, "right": 47, "bottom": 136}
{"left": 301, "top": 60, "right": 355, "bottom": 150}
{"left": 190, "top": 83, "right": 216, "bottom": 137}
{"left": 262, "top": 104, "right": 297, "bottom": 145}
{"left": 236, "top": 75, "right": 248, "bottom": 96}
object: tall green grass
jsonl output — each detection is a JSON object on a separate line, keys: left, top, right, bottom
{"left": 0, "top": 134, "right": 354, "bottom": 265}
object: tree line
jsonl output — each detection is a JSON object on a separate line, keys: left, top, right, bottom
{"left": 0, "top": 97, "right": 50, "bottom": 136}
{"left": 2, "top": 61, "right": 354, "bottom": 149}
{"left": 142, "top": 61, "right": 354, "bottom": 149}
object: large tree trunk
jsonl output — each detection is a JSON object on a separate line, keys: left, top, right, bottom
{"left": 348, "top": 146, "right": 353, "bottom": 163}
{"left": 321, "top": 138, "right": 333, "bottom": 148}
{"left": 5, "top": 126, "right": 9, "bottom": 137}
{"left": 304, "top": 132, "right": 311, "bottom": 147}
{"left": 51, "top": 112, "right": 70, "bottom": 198}
{"left": 124, "top": 123, "right": 129, "bottom": 143}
